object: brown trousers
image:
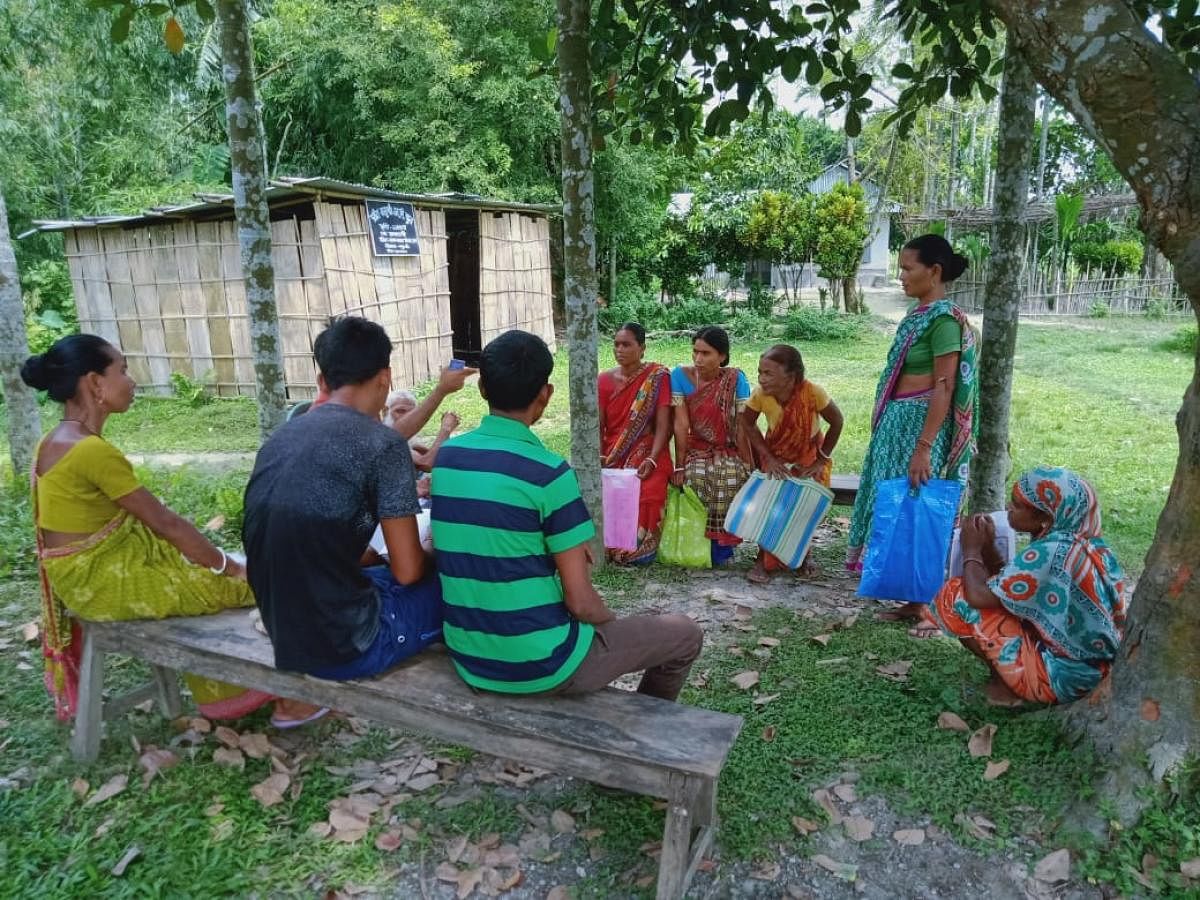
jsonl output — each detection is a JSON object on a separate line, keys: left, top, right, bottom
{"left": 549, "top": 614, "right": 703, "bottom": 702}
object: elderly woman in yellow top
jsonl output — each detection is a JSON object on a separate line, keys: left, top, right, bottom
{"left": 21, "top": 334, "right": 318, "bottom": 728}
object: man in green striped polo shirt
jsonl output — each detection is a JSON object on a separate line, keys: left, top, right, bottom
{"left": 431, "top": 330, "right": 702, "bottom": 700}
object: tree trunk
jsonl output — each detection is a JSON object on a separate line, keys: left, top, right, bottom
{"left": 992, "top": 0, "right": 1200, "bottom": 824}
{"left": 1035, "top": 91, "right": 1051, "bottom": 200}
{"left": 556, "top": 0, "right": 603, "bottom": 555}
{"left": 218, "top": 0, "right": 286, "bottom": 441}
{"left": 0, "top": 189, "right": 42, "bottom": 480}
{"left": 608, "top": 236, "right": 618, "bottom": 307}
{"left": 968, "top": 42, "right": 1035, "bottom": 514}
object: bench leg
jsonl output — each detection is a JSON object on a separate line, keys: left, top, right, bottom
{"left": 70, "top": 629, "right": 105, "bottom": 764}
{"left": 150, "top": 666, "right": 182, "bottom": 718}
{"left": 656, "top": 774, "right": 714, "bottom": 900}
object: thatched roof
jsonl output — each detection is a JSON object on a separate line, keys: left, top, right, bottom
{"left": 901, "top": 192, "right": 1138, "bottom": 230}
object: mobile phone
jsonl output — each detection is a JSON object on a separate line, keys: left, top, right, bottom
{"left": 449, "top": 358, "right": 466, "bottom": 370}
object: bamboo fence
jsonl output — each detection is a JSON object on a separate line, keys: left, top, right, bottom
{"left": 479, "top": 211, "right": 556, "bottom": 348}
{"left": 948, "top": 266, "right": 1187, "bottom": 317}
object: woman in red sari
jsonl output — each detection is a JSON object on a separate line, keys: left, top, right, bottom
{"left": 670, "top": 326, "right": 753, "bottom": 566}
{"left": 741, "top": 344, "right": 844, "bottom": 582}
{"left": 598, "top": 322, "right": 673, "bottom": 564}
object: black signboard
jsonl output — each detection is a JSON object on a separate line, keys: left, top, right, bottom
{"left": 365, "top": 199, "right": 421, "bottom": 257}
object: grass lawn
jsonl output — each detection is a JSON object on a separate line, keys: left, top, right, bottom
{"left": 0, "top": 313, "right": 1195, "bottom": 897}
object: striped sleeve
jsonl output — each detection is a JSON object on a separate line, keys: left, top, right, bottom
{"left": 541, "top": 466, "right": 595, "bottom": 553}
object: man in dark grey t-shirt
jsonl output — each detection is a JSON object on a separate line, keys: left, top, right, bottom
{"left": 244, "top": 317, "right": 462, "bottom": 722}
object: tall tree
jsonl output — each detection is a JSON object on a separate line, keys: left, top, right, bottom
{"left": 967, "top": 42, "right": 1035, "bottom": 513}
{"left": 0, "top": 189, "right": 42, "bottom": 480}
{"left": 556, "top": 0, "right": 603, "bottom": 555}
{"left": 216, "top": 0, "right": 285, "bottom": 439}
{"left": 987, "top": 0, "right": 1200, "bottom": 822}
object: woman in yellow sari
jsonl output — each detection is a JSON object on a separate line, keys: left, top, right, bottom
{"left": 21, "top": 335, "right": 318, "bottom": 727}
{"left": 741, "top": 344, "right": 843, "bottom": 582}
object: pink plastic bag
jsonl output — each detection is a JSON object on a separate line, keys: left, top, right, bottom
{"left": 601, "top": 468, "right": 641, "bottom": 551}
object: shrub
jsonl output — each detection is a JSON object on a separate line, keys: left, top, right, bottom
{"left": 1071, "top": 239, "right": 1143, "bottom": 276}
{"left": 743, "top": 280, "right": 777, "bottom": 317}
{"left": 1144, "top": 297, "right": 1169, "bottom": 321}
{"left": 662, "top": 295, "right": 728, "bottom": 332}
{"left": 727, "top": 310, "right": 773, "bottom": 338}
{"left": 169, "top": 371, "right": 215, "bottom": 407}
{"left": 599, "top": 277, "right": 667, "bottom": 333}
{"left": 1089, "top": 300, "right": 1110, "bottom": 319}
{"left": 1158, "top": 324, "right": 1198, "bottom": 355}
{"left": 781, "top": 307, "right": 869, "bottom": 342}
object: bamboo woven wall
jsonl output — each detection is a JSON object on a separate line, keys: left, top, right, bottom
{"left": 479, "top": 212, "right": 556, "bottom": 350}
{"left": 65, "top": 216, "right": 329, "bottom": 398}
{"left": 64, "top": 200, "right": 552, "bottom": 400}
{"left": 314, "top": 201, "right": 452, "bottom": 393}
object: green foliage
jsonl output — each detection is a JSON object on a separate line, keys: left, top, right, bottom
{"left": 811, "top": 182, "right": 869, "bottom": 281}
{"left": 1089, "top": 300, "right": 1111, "bottom": 319}
{"left": 742, "top": 280, "right": 776, "bottom": 318}
{"left": 1145, "top": 297, "right": 1170, "bottom": 321}
{"left": 661, "top": 294, "right": 728, "bottom": 332}
{"left": 597, "top": 275, "right": 666, "bottom": 333}
{"left": 1157, "top": 324, "right": 1198, "bottom": 355}
{"left": 647, "top": 215, "right": 709, "bottom": 299}
{"left": 168, "top": 371, "right": 215, "bottom": 407}
{"left": 955, "top": 234, "right": 989, "bottom": 273}
{"left": 0, "top": 486, "right": 36, "bottom": 578}
{"left": 781, "top": 307, "right": 869, "bottom": 342}
{"left": 743, "top": 190, "right": 814, "bottom": 272}
{"left": 697, "top": 110, "right": 837, "bottom": 197}
{"left": 1071, "top": 239, "right": 1143, "bottom": 277}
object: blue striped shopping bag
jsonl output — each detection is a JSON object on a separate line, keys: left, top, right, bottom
{"left": 723, "top": 472, "right": 834, "bottom": 569}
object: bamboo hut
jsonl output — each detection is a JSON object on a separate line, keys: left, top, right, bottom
{"left": 26, "top": 176, "right": 557, "bottom": 398}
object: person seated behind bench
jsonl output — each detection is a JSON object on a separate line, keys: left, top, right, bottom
{"left": 921, "top": 467, "right": 1129, "bottom": 707}
{"left": 243, "top": 317, "right": 443, "bottom": 712}
{"left": 20, "top": 335, "right": 275, "bottom": 723}
{"left": 431, "top": 330, "right": 703, "bottom": 701}
{"left": 385, "top": 389, "right": 460, "bottom": 473}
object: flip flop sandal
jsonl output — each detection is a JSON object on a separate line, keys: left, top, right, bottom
{"left": 270, "top": 706, "right": 331, "bottom": 730}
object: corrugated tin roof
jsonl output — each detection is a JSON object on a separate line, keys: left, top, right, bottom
{"left": 25, "top": 175, "right": 558, "bottom": 235}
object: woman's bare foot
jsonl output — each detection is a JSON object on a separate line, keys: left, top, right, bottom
{"left": 984, "top": 677, "right": 1024, "bottom": 708}
{"left": 907, "top": 620, "right": 942, "bottom": 639}
{"left": 747, "top": 562, "right": 772, "bottom": 585}
{"left": 796, "top": 556, "right": 819, "bottom": 578}
{"left": 874, "top": 602, "right": 925, "bottom": 623}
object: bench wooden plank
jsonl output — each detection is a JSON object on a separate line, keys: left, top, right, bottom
{"left": 83, "top": 611, "right": 742, "bottom": 787}
{"left": 830, "top": 473, "right": 860, "bottom": 506}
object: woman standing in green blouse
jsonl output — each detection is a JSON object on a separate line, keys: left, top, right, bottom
{"left": 848, "top": 235, "right": 980, "bottom": 628}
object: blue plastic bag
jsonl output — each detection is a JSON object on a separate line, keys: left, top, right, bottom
{"left": 857, "top": 477, "right": 962, "bottom": 604}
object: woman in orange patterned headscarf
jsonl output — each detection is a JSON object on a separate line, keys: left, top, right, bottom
{"left": 741, "top": 345, "right": 843, "bottom": 583}
{"left": 923, "top": 467, "right": 1129, "bottom": 707}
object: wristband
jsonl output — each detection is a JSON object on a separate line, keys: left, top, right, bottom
{"left": 673, "top": 466, "right": 686, "bottom": 473}
{"left": 209, "top": 548, "right": 229, "bottom": 575}
{"left": 963, "top": 556, "right": 986, "bottom": 568}
{"left": 817, "top": 448, "right": 832, "bottom": 461}
{"left": 644, "top": 458, "right": 658, "bottom": 469}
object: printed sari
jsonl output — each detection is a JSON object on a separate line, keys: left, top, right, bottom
{"left": 599, "top": 363, "right": 672, "bottom": 563}
{"left": 755, "top": 381, "right": 832, "bottom": 572}
{"left": 33, "top": 459, "right": 272, "bottom": 722}
{"left": 847, "top": 300, "right": 979, "bottom": 567}
{"left": 674, "top": 366, "right": 751, "bottom": 550}
{"left": 925, "top": 467, "right": 1129, "bottom": 704}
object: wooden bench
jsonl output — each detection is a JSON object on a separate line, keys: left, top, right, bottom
{"left": 830, "top": 473, "right": 860, "bottom": 506}
{"left": 72, "top": 611, "right": 743, "bottom": 899}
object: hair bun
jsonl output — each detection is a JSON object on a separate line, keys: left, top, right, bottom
{"left": 945, "top": 252, "right": 969, "bottom": 282}
{"left": 20, "top": 354, "right": 51, "bottom": 391}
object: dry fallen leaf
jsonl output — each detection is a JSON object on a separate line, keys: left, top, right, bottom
{"left": 750, "top": 862, "right": 781, "bottom": 881}
{"left": 811, "top": 854, "right": 858, "bottom": 881}
{"left": 893, "top": 828, "right": 926, "bottom": 846}
{"left": 811, "top": 788, "right": 842, "bottom": 824}
{"left": 937, "top": 711, "right": 970, "bottom": 732}
{"left": 1180, "top": 858, "right": 1200, "bottom": 878}
{"left": 758, "top": 636, "right": 781, "bottom": 648}
{"left": 954, "top": 812, "right": 996, "bottom": 841}
{"left": 983, "top": 759, "right": 1011, "bottom": 781}
{"left": 308, "top": 821, "right": 333, "bottom": 839}
{"left": 375, "top": 830, "right": 403, "bottom": 852}
{"left": 239, "top": 733, "right": 274, "bottom": 760}
{"left": 730, "top": 670, "right": 760, "bottom": 690}
{"left": 435, "top": 862, "right": 461, "bottom": 883}
{"left": 71, "top": 777, "right": 90, "bottom": 799}
{"left": 810, "top": 633, "right": 832, "bottom": 647}
{"left": 21, "top": 621, "right": 39, "bottom": 642}
{"left": 204, "top": 514, "right": 226, "bottom": 531}
{"left": 204, "top": 802, "right": 224, "bottom": 817}
{"left": 214, "top": 726, "right": 240, "bottom": 749}
{"left": 213, "top": 747, "right": 245, "bottom": 770}
{"left": 875, "top": 660, "right": 913, "bottom": 681}
{"left": 250, "top": 773, "right": 290, "bottom": 808}
{"left": 551, "top": 809, "right": 576, "bottom": 834}
{"left": 792, "top": 816, "right": 820, "bottom": 835}
{"left": 832, "top": 783, "right": 857, "bottom": 803}
{"left": 332, "top": 826, "right": 369, "bottom": 844}
{"left": 330, "top": 809, "right": 370, "bottom": 832}
{"left": 456, "top": 868, "right": 485, "bottom": 899}
{"left": 84, "top": 774, "right": 128, "bottom": 808}
{"left": 138, "top": 747, "right": 180, "bottom": 785}
{"left": 110, "top": 844, "right": 141, "bottom": 877}
{"left": 1033, "top": 848, "right": 1071, "bottom": 884}
{"left": 761, "top": 725, "right": 777, "bottom": 742}
{"left": 546, "top": 887, "right": 571, "bottom": 900}
{"left": 1140, "top": 698, "right": 1161, "bottom": 722}
{"left": 752, "top": 693, "right": 780, "bottom": 707}
{"left": 967, "top": 723, "right": 997, "bottom": 758}
{"left": 189, "top": 717, "right": 212, "bottom": 734}
{"left": 843, "top": 815, "right": 875, "bottom": 842}
{"left": 445, "top": 834, "right": 469, "bottom": 863}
